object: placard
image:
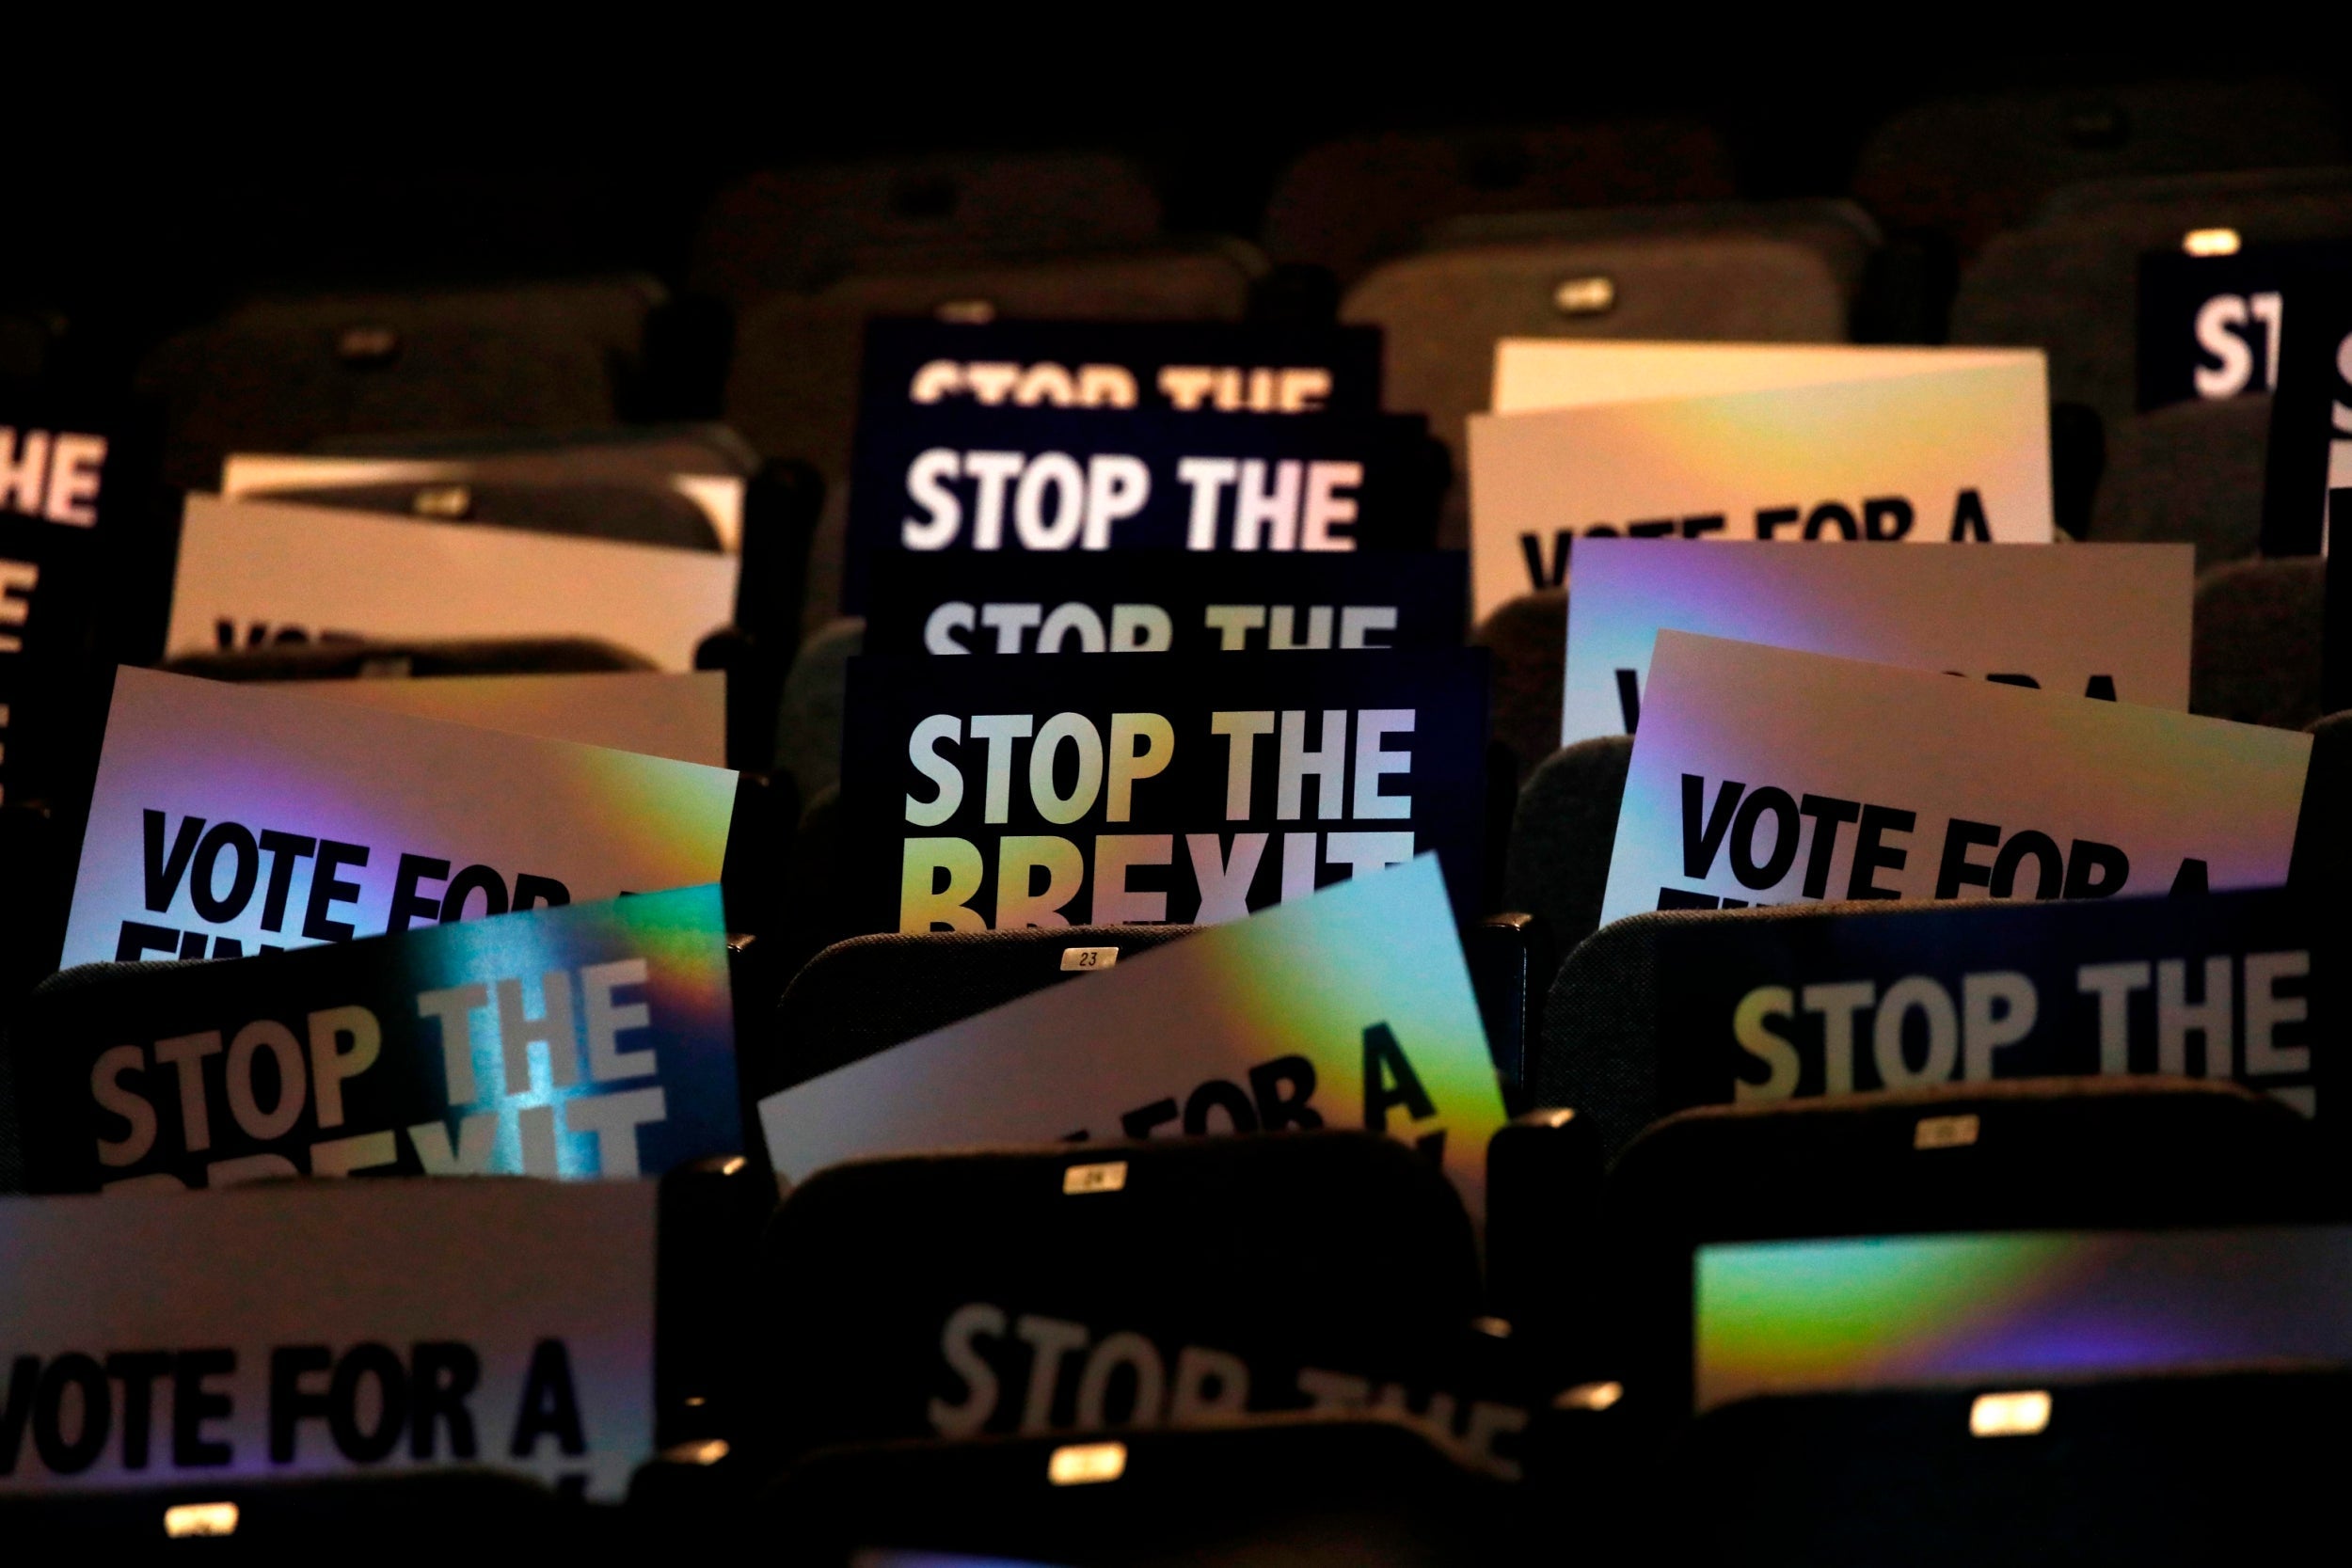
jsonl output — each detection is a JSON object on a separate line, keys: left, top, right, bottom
{"left": 285, "top": 671, "right": 726, "bottom": 765}
{"left": 865, "top": 550, "right": 1468, "bottom": 657}
{"left": 838, "top": 650, "right": 1488, "bottom": 934}
{"left": 60, "top": 668, "right": 737, "bottom": 967}
{"left": 1467, "top": 359, "right": 2052, "bottom": 620}
{"left": 1597, "top": 632, "right": 2309, "bottom": 927}
{"left": 843, "top": 407, "right": 1438, "bottom": 611}
{"left": 167, "top": 496, "right": 739, "bottom": 671}
{"left": 1489, "top": 340, "right": 2035, "bottom": 414}
{"left": 2259, "top": 277, "right": 2352, "bottom": 557}
{"left": 0, "top": 1180, "right": 653, "bottom": 1498}
{"left": 2136, "top": 241, "right": 2352, "bottom": 411}
{"left": 1563, "top": 540, "right": 2193, "bottom": 745}
{"left": 15, "top": 886, "right": 737, "bottom": 1193}
{"left": 1647, "top": 888, "right": 2328, "bottom": 1127}
{"left": 0, "top": 402, "right": 160, "bottom": 808}
{"left": 757, "top": 854, "right": 1507, "bottom": 1218}
{"left": 855, "top": 318, "right": 1384, "bottom": 429}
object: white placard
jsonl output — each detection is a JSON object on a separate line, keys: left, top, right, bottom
{"left": 284, "top": 671, "right": 726, "bottom": 767}
{"left": 1489, "top": 340, "right": 2037, "bottom": 414}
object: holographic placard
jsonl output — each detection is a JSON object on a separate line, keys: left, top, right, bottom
{"left": 1597, "top": 632, "right": 2308, "bottom": 927}
{"left": 60, "top": 667, "right": 736, "bottom": 967}
{"left": 14, "top": 886, "right": 737, "bottom": 1191}
{"left": 0, "top": 1180, "right": 654, "bottom": 1499}
{"left": 1563, "top": 539, "right": 2192, "bottom": 746}
{"left": 1466, "top": 356, "right": 2051, "bottom": 619}
{"left": 1696, "top": 1225, "right": 2352, "bottom": 1413}
{"left": 167, "top": 495, "right": 739, "bottom": 669}
{"left": 757, "top": 854, "right": 1506, "bottom": 1220}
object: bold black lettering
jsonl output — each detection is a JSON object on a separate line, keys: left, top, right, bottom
{"left": 2084, "top": 675, "right": 2118, "bottom": 702}
{"left": 510, "top": 1339, "right": 585, "bottom": 1458}
{"left": 115, "top": 921, "right": 181, "bottom": 961}
{"left": 1248, "top": 1056, "right": 1323, "bottom": 1132}
{"left": 1728, "top": 786, "right": 1801, "bottom": 890}
{"left": 1846, "top": 805, "right": 1915, "bottom": 900}
{"left": 410, "top": 1342, "right": 480, "bottom": 1460}
{"left": 1756, "top": 506, "right": 1800, "bottom": 540}
{"left": 1680, "top": 775, "right": 1746, "bottom": 879}
{"left": 141, "top": 811, "right": 204, "bottom": 912}
{"left": 0, "top": 1356, "right": 35, "bottom": 1475}
{"left": 1681, "top": 514, "right": 1726, "bottom": 540}
{"left": 178, "top": 930, "right": 210, "bottom": 960}
{"left": 1803, "top": 501, "right": 1858, "bottom": 540}
{"left": 512, "top": 875, "right": 570, "bottom": 912}
{"left": 1797, "top": 795, "right": 1862, "bottom": 899}
{"left": 1657, "top": 889, "right": 1722, "bottom": 911}
{"left": 1627, "top": 517, "right": 1676, "bottom": 538}
{"left": 1985, "top": 673, "right": 2041, "bottom": 689}
{"left": 105, "top": 1352, "right": 172, "bottom": 1470}
{"left": 1120, "top": 1099, "right": 1180, "bottom": 1138}
{"left": 188, "top": 822, "right": 262, "bottom": 924}
{"left": 1934, "top": 819, "right": 2002, "bottom": 897}
{"left": 302, "top": 840, "right": 370, "bottom": 942}
{"left": 1863, "top": 496, "right": 1915, "bottom": 540}
{"left": 33, "top": 1354, "right": 109, "bottom": 1475}
{"left": 1991, "top": 831, "right": 2065, "bottom": 899}
{"left": 1948, "top": 487, "right": 1992, "bottom": 541}
{"left": 1183, "top": 1079, "right": 1261, "bottom": 1134}
{"left": 1518, "top": 531, "right": 1570, "bottom": 590}
{"left": 388, "top": 854, "right": 451, "bottom": 932}
{"left": 2064, "top": 839, "right": 2131, "bottom": 899}
{"left": 257, "top": 831, "right": 318, "bottom": 932}
{"left": 2170, "top": 858, "right": 2210, "bottom": 895}
{"left": 1362, "top": 1023, "right": 1436, "bottom": 1132}
{"left": 1613, "top": 670, "right": 1641, "bottom": 732}
{"left": 437, "top": 864, "right": 509, "bottom": 924}
{"left": 328, "top": 1343, "right": 407, "bottom": 1464}
{"left": 173, "top": 1349, "right": 234, "bottom": 1467}
{"left": 269, "top": 1345, "right": 332, "bottom": 1462}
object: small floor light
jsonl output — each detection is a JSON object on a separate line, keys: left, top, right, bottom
{"left": 163, "top": 1502, "right": 239, "bottom": 1538}
{"left": 2183, "top": 228, "right": 2242, "bottom": 257}
{"left": 1047, "top": 1441, "right": 1128, "bottom": 1485}
{"left": 1969, "top": 1389, "right": 2052, "bottom": 1436}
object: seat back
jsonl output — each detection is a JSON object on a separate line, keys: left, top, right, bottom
{"left": 2191, "top": 556, "right": 2326, "bottom": 727}
{"left": 1502, "top": 735, "right": 1630, "bottom": 1000}
{"left": 160, "top": 636, "right": 654, "bottom": 681}
{"left": 1473, "top": 590, "right": 1566, "bottom": 791}
{"left": 2090, "top": 393, "right": 2273, "bottom": 564}
{"left": 771, "top": 616, "right": 862, "bottom": 803}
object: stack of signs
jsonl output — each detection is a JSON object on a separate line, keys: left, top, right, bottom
{"left": 167, "top": 495, "right": 739, "bottom": 671}
{"left": 2261, "top": 269, "right": 2352, "bottom": 555}
{"left": 60, "top": 669, "right": 736, "bottom": 965}
{"left": 0, "top": 1180, "right": 654, "bottom": 1498}
{"left": 0, "top": 403, "right": 160, "bottom": 808}
{"left": 2137, "top": 238, "right": 2352, "bottom": 410}
{"left": 1562, "top": 540, "right": 2193, "bottom": 743}
{"left": 840, "top": 320, "right": 1436, "bottom": 611}
{"left": 1598, "top": 632, "right": 2310, "bottom": 927}
{"left": 1467, "top": 342, "right": 2053, "bottom": 620}
{"left": 757, "top": 854, "right": 1508, "bottom": 1220}
{"left": 13, "top": 885, "right": 738, "bottom": 1191}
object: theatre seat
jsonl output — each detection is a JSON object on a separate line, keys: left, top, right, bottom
{"left": 771, "top": 617, "right": 863, "bottom": 804}
{"left": 0, "top": 1468, "right": 578, "bottom": 1553}
{"left": 1500, "top": 736, "right": 1629, "bottom": 1006}
{"left": 1472, "top": 589, "right": 1566, "bottom": 791}
{"left": 2090, "top": 394, "right": 2272, "bottom": 565}
{"left": 161, "top": 637, "right": 654, "bottom": 681}
{"left": 2190, "top": 556, "right": 2326, "bottom": 728}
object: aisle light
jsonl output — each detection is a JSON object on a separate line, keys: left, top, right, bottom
{"left": 2183, "top": 228, "right": 2242, "bottom": 257}
{"left": 164, "top": 1502, "right": 239, "bottom": 1538}
{"left": 1969, "top": 1389, "right": 2052, "bottom": 1436}
{"left": 1048, "top": 1441, "right": 1128, "bottom": 1485}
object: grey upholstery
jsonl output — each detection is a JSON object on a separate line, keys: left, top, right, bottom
{"left": 136, "top": 277, "right": 664, "bottom": 491}
{"left": 1263, "top": 121, "right": 1736, "bottom": 284}
{"left": 691, "top": 152, "right": 1166, "bottom": 310}
{"left": 1503, "top": 734, "right": 1631, "bottom": 992}
{"left": 1342, "top": 206, "right": 1863, "bottom": 547}
{"left": 773, "top": 617, "right": 864, "bottom": 802}
{"left": 2090, "top": 394, "right": 2273, "bottom": 566}
{"left": 1473, "top": 589, "right": 1567, "bottom": 789}
{"left": 1854, "top": 78, "right": 2346, "bottom": 253}
{"left": 2191, "top": 557, "right": 2327, "bottom": 729}
{"left": 1951, "top": 167, "right": 2352, "bottom": 423}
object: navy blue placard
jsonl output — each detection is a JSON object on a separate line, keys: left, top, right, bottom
{"left": 842, "top": 405, "right": 1441, "bottom": 611}
{"left": 854, "top": 318, "right": 1384, "bottom": 434}
{"left": 8, "top": 885, "right": 740, "bottom": 1193}
{"left": 1651, "top": 888, "right": 2334, "bottom": 1129}
{"left": 837, "top": 651, "right": 1489, "bottom": 935}
{"left": 2136, "top": 242, "right": 2352, "bottom": 412}
{"left": 864, "top": 549, "right": 1469, "bottom": 656}
{"left": 2259, "top": 273, "right": 2352, "bottom": 557}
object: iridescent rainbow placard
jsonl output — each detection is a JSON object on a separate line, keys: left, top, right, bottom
{"left": 757, "top": 854, "right": 1506, "bottom": 1219}
{"left": 0, "top": 1180, "right": 655, "bottom": 1498}
{"left": 60, "top": 667, "right": 736, "bottom": 967}
{"left": 1696, "top": 1225, "right": 2352, "bottom": 1412}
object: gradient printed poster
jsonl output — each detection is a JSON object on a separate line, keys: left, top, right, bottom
{"left": 0, "top": 1181, "right": 654, "bottom": 1498}
{"left": 757, "top": 854, "right": 1506, "bottom": 1219}
{"left": 1597, "top": 632, "right": 2308, "bottom": 927}
{"left": 14, "top": 887, "right": 737, "bottom": 1191}
{"left": 1696, "top": 1225, "right": 2352, "bottom": 1412}
{"left": 61, "top": 668, "right": 737, "bottom": 966}
{"left": 1563, "top": 540, "right": 2193, "bottom": 746}
{"left": 1466, "top": 355, "right": 2051, "bottom": 620}
{"left": 286, "top": 670, "right": 727, "bottom": 765}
